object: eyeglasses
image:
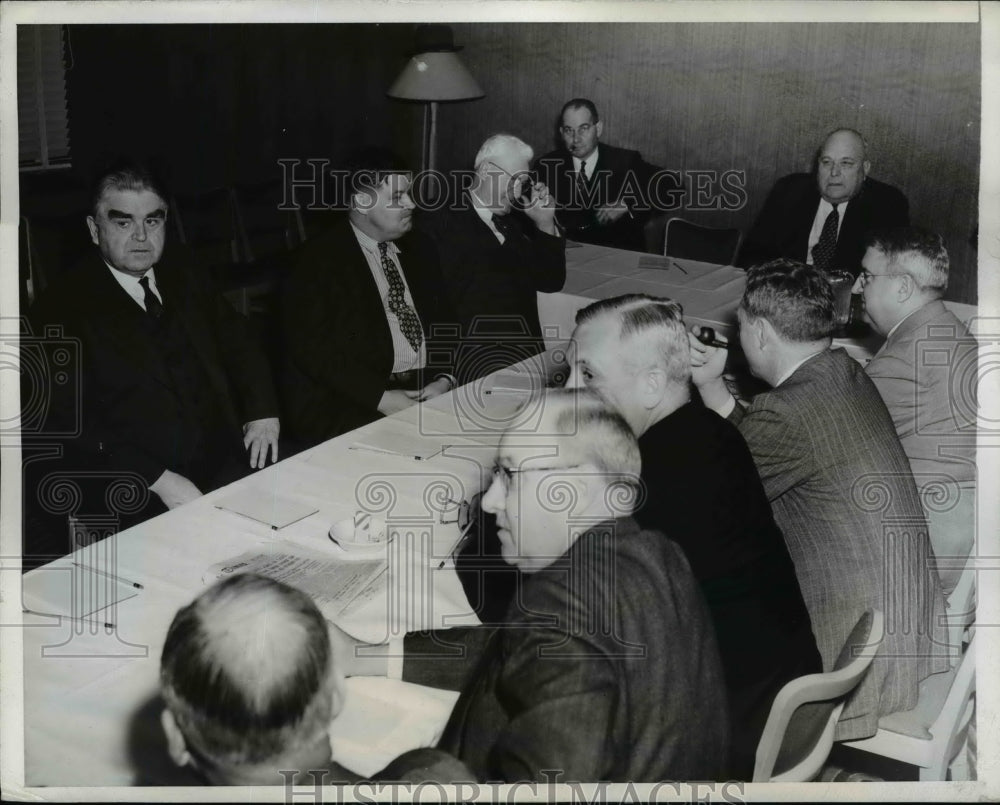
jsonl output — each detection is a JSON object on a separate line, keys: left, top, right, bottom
{"left": 858, "top": 269, "right": 909, "bottom": 286}
{"left": 560, "top": 123, "right": 595, "bottom": 139}
{"left": 485, "top": 160, "right": 534, "bottom": 188}
{"left": 438, "top": 492, "right": 480, "bottom": 531}
{"left": 492, "top": 463, "right": 583, "bottom": 493}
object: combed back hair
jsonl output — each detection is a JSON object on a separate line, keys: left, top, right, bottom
{"left": 866, "top": 227, "right": 949, "bottom": 295}
{"left": 90, "top": 159, "right": 169, "bottom": 215}
{"left": 817, "top": 127, "right": 869, "bottom": 161}
{"left": 474, "top": 134, "right": 534, "bottom": 171}
{"left": 575, "top": 294, "right": 690, "bottom": 384}
{"left": 540, "top": 388, "right": 641, "bottom": 483}
{"left": 160, "top": 573, "right": 334, "bottom": 769}
{"left": 561, "top": 98, "right": 600, "bottom": 122}
{"left": 345, "top": 147, "right": 410, "bottom": 197}
{"left": 741, "top": 259, "right": 835, "bottom": 342}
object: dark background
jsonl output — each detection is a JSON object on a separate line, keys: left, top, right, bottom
{"left": 20, "top": 21, "right": 981, "bottom": 303}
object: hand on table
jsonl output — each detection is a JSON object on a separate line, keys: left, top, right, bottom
{"left": 149, "top": 470, "right": 202, "bottom": 510}
{"left": 522, "top": 180, "right": 559, "bottom": 236}
{"left": 688, "top": 325, "right": 732, "bottom": 411}
{"left": 417, "top": 376, "right": 453, "bottom": 403}
{"left": 594, "top": 201, "right": 629, "bottom": 225}
{"left": 378, "top": 388, "right": 422, "bottom": 417}
{"left": 243, "top": 417, "right": 280, "bottom": 468}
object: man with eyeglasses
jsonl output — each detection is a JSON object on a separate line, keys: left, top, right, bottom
{"left": 854, "top": 227, "right": 977, "bottom": 595}
{"left": 417, "top": 133, "right": 565, "bottom": 379}
{"left": 536, "top": 98, "right": 660, "bottom": 252}
{"left": 326, "top": 389, "right": 730, "bottom": 782}
{"left": 738, "top": 128, "right": 909, "bottom": 273}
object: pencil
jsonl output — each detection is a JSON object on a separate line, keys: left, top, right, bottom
{"left": 23, "top": 608, "right": 114, "bottom": 629}
{"left": 72, "top": 562, "right": 144, "bottom": 589}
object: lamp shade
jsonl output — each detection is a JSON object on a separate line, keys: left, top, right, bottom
{"left": 387, "top": 51, "right": 484, "bottom": 102}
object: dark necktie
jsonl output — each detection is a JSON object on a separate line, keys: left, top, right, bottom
{"left": 378, "top": 242, "right": 423, "bottom": 353}
{"left": 139, "top": 275, "right": 164, "bottom": 319}
{"left": 576, "top": 162, "right": 590, "bottom": 196}
{"left": 812, "top": 204, "right": 840, "bottom": 272}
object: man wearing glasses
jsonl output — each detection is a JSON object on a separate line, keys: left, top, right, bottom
{"left": 536, "top": 98, "right": 660, "bottom": 252}
{"left": 417, "top": 133, "right": 565, "bottom": 379}
{"left": 854, "top": 227, "right": 977, "bottom": 596}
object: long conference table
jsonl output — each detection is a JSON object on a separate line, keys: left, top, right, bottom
{"left": 16, "top": 242, "right": 977, "bottom": 788}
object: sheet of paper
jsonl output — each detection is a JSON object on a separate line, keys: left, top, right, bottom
{"left": 214, "top": 488, "right": 319, "bottom": 529}
{"left": 486, "top": 367, "right": 538, "bottom": 394}
{"left": 349, "top": 428, "right": 446, "bottom": 460}
{"left": 22, "top": 563, "right": 139, "bottom": 620}
{"left": 202, "top": 545, "right": 386, "bottom": 618}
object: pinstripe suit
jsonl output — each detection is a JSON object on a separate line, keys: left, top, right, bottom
{"left": 730, "top": 348, "right": 949, "bottom": 740}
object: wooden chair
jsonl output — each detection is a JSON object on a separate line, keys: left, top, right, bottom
{"left": 664, "top": 217, "right": 742, "bottom": 266}
{"left": 232, "top": 178, "right": 304, "bottom": 263}
{"left": 753, "top": 609, "right": 885, "bottom": 782}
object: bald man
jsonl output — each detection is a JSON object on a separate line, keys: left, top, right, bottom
{"left": 737, "top": 128, "right": 909, "bottom": 274}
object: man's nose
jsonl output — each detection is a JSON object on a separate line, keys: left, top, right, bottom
{"left": 402, "top": 192, "right": 416, "bottom": 210}
{"left": 564, "top": 367, "right": 582, "bottom": 389}
{"left": 132, "top": 222, "right": 148, "bottom": 241}
{"left": 852, "top": 275, "right": 865, "bottom": 294}
{"left": 830, "top": 162, "right": 842, "bottom": 177}
{"left": 481, "top": 474, "right": 504, "bottom": 514}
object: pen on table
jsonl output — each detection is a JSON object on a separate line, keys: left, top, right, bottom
{"left": 72, "top": 562, "right": 144, "bottom": 589}
{"left": 670, "top": 260, "right": 689, "bottom": 275}
{"left": 22, "top": 608, "right": 115, "bottom": 629}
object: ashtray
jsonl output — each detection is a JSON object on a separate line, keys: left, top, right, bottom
{"left": 328, "top": 513, "right": 392, "bottom": 554}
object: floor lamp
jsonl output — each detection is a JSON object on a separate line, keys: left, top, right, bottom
{"left": 387, "top": 25, "right": 484, "bottom": 175}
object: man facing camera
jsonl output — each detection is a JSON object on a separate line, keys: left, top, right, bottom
{"left": 536, "top": 98, "right": 659, "bottom": 252}
{"left": 738, "top": 128, "right": 909, "bottom": 274}
{"left": 417, "top": 134, "right": 565, "bottom": 378}
{"left": 690, "top": 259, "right": 949, "bottom": 741}
{"left": 27, "top": 161, "right": 280, "bottom": 552}
{"left": 854, "top": 228, "right": 977, "bottom": 595}
{"left": 160, "top": 573, "right": 470, "bottom": 785}
{"left": 282, "top": 149, "right": 457, "bottom": 446}
{"left": 330, "top": 389, "right": 730, "bottom": 782}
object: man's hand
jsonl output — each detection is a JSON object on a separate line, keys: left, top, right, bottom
{"left": 688, "top": 326, "right": 732, "bottom": 411}
{"left": 327, "top": 620, "right": 389, "bottom": 677}
{"left": 417, "top": 376, "right": 453, "bottom": 403}
{"left": 522, "top": 181, "right": 559, "bottom": 235}
{"left": 378, "top": 388, "right": 421, "bottom": 416}
{"left": 149, "top": 470, "right": 202, "bottom": 510}
{"left": 594, "top": 201, "right": 630, "bottom": 226}
{"left": 243, "top": 417, "right": 280, "bottom": 469}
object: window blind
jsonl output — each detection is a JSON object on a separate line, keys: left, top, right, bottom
{"left": 18, "top": 25, "right": 71, "bottom": 169}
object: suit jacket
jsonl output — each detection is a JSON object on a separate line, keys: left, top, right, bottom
{"left": 280, "top": 218, "right": 456, "bottom": 445}
{"left": 633, "top": 401, "right": 821, "bottom": 777}
{"left": 28, "top": 247, "right": 277, "bottom": 486}
{"left": 416, "top": 199, "right": 565, "bottom": 380}
{"left": 730, "top": 348, "right": 949, "bottom": 740}
{"left": 401, "top": 519, "right": 730, "bottom": 782}
{"left": 536, "top": 143, "right": 660, "bottom": 251}
{"left": 737, "top": 173, "right": 909, "bottom": 273}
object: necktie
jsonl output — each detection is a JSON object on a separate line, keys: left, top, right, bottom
{"left": 812, "top": 204, "right": 840, "bottom": 272}
{"left": 139, "top": 275, "right": 164, "bottom": 319}
{"left": 378, "top": 242, "right": 423, "bottom": 353}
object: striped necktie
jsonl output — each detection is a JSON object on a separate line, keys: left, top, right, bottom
{"left": 812, "top": 204, "right": 840, "bottom": 272}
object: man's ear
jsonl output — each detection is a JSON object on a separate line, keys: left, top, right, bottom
{"left": 595, "top": 120, "right": 604, "bottom": 140}
{"left": 86, "top": 216, "right": 99, "bottom": 246}
{"left": 755, "top": 317, "right": 771, "bottom": 351}
{"left": 160, "top": 709, "right": 192, "bottom": 768}
{"left": 862, "top": 160, "right": 871, "bottom": 180}
{"left": 897, "top": 272, "right": 916, "bottom": 303}
{"left": 351, "top": 192, "right": 370, "bottom": 217}
{"left": 327, "top": 660, "right": 347, "bottom": 721}
{"left": 640, "top": 366, "right": 666, "bottom": 409}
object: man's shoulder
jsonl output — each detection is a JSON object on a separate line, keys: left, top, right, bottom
{"left": 858, "top": 176, "right": 907, "bottom": 205}
{"left": 768, "top": 172, "right": 815, "bottom": 197}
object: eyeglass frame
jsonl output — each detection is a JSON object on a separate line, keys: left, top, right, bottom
{"left": 491, "top": 463, "right": 586, "bottom": 495}
{"left": 858, "top": 269, "right": 910, "bottom": 287}
{"left": 560, "top": 123, "right": 596, "bottom": 139}
{"left": 438, "top": 491, "right": 481, "bottom": 532}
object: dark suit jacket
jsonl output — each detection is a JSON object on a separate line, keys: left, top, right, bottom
{"left": 737, "top": 173, "right": 909, "bottom": 273}
{"left": 401, "top": 519, "right": 730, "bottom": 782}
{"left": 729, "top": 348, "right": 949, "bottom": 740}
{"left": 281, "top": 218, "right": 456, "bottom": 445}
{"left": 416, "top": 199, "right": 565, "bottom": 380}
{"left": 536, "top": 143, "right": 660, "bottom": 251}
{"left": 633, "top": 401, "right": 820, "bottom": 778}
{"left": 28, "top": 247, "right": 277, "bottom": 486}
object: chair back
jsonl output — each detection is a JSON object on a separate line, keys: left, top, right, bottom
{"left": 753, "top": 609, "right": 885, "bottom": 782}
{"left": 170, "top": 188, "right": 241, "bottom": 269}
{"left": 946, "top": 555, "right": 976, "bottom": 664}
{"left": 232, "top": 178, "right": 304, "bottom": 263}
{"left": 664, "top": 217, "right": 742, "bottom": 266}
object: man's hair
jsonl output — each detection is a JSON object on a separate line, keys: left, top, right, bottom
{"left": 866, "top": 227, "right": 949, "bottom": 295}
{"left": 90, "top": 159, "right": 169, "bottom": 216}
{"left": 345, "top": 147, "right": 410, "bottom": 198}
{"left": 473, "top": 134, "right": 533, "bottom": 171}
{"left": 741, "top": 259, "right": 835, "bottom": 342}
{"left": 561, "top": 98, "right": 600, "bottom": 123}
{"left": 160, "top": 573, "right": 334, "bottom": 770}
{"left": 540, "top": 388, "right": 641, "bottom": 483}
{"left": 816, "top": 127, "right": 869, "bottom": 162}
{"left": 575, "top": 294, "right": 690, "bottom": 385}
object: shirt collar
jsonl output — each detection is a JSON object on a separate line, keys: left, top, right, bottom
{"left": 573, "top": 147, "right": 599, "bottom": 175}
{"left": 350, "top": 222, "right": 400, "bottom": 257}
{"left": 104, "top": 260, "right": 156, "bottom": 288}
{"left": 818, "top": 197, "right": 850, "bottom": 217}
{"left": 775, "top": 348, "right": 827, "bottom": 387}
{"left": 885, "top": 306, "right": 923, "bottom": 341}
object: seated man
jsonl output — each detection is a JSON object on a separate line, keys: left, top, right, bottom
{"left": 282, "top": 149, "right": 457, "bottom": 445}
{"left": 737, "top": 128, "right": 909, "bottom": 274}
{"left": 160, "top": 573, "right": 471, "bottom": 785}
{"left": 535, "top": 98, "right": 660, "bottom": 252}
{"left": 690, "top": 259, "right": 950, "bottom": 741}
{"left": 565, "top": 293, "right": 821, "bottom": 779}
{"left": 854, "top": 227, "right": 977, "bottom": 594}
{"left": 331, "top": 389, "right": 730, "bottom": 782}
{"left": 416, "top": 134, "right": 565, "bottom": 378}
{"left": 27, "top": 161, "right": 280, "bottom": 560}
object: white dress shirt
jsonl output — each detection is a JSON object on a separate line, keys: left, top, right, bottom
{"left": 106, "top": 263, "right": 162, "bottom": 311}
{"left": 572, "top": 147, "right": 599, "bottom": 180}
{"left": 471, "top": 190, "right": 506, "bottom": 245}
{"left": 806, "top": 198, "right": 850, "bottom": 265}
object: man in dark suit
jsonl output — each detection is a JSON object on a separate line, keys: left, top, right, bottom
{"left": 328, "top": 390, "right": 730, "bottom": 782}
{"left": 27, "top": 161, "right": 280, "bottom": 558}
{"left": 281, "top": 150, "right": 457, "bottom": 446}
{"left": 690, "top": 259, "right": 950, "bottom": 742}
{"left": 535, "top": 98, "right": 659, "bottom": 252}
{"left": 737, "top": 129, "right": 909, "bottom": 274}
{"left": 416, "top": 134, "right": 565, "bottom": 379}
{"left": 565, "top": 293, "right": 820, "bottom": 779}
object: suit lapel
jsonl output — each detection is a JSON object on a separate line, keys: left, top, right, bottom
{"left": 791, "top": 181, "right": 820, "bottom": 262}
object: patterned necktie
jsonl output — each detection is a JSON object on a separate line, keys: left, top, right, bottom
{"left": 378, "top": 242, "right": 423, "bottom": 352}
{"left": 575, "top": 161, "right": 590, "bottom": 197}
{"left": 139, "top": 275, "right": 164, "bottom": 319}
{"left": 812, "top": 204, "right": 840, "bottom": 272}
